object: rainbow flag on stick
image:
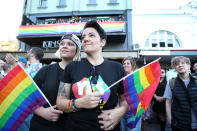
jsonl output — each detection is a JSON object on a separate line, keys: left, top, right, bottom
{"left": 0, "top": 64, "right": 50, "bottom": 131}
{"left": 123, "top": 58, "right": 161, "bottom": 129}
{"left": 103, "top": 58, "right": 161, "bottom": 129}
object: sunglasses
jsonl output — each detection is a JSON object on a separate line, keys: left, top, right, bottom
{"left": 89, "top": 67, "right": 104, "bottom": 110}
{"left": 60, "top": 34, "right": 80, "bottom": 42}
{"left": 90, "top": 67, "right": 98, "bottom": 92}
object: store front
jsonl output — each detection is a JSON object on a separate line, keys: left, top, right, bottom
{"left": 14, "top": 21, "right": 138, "bottom": 63}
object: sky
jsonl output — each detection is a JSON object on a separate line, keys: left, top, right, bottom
{"left": 0, "top": 1, "right": 24, "bottom": 41}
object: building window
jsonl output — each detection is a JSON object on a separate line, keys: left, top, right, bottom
{"left": 89, "top": 0, "right": 96, "bottom": 4}
{"left": 108, "top": 0, "right": 119, "bottom": 5}
{"left": 59, "top": 0, "right": 66, "bottom": 6}
{"left": 109, "top": 0, "right": 117, "bottom": 3}
{"left": 40, "top": 0, "right": 47, "bottom": 7}
{"left": 145, "top": 30, "right": 181, "bottom": 48}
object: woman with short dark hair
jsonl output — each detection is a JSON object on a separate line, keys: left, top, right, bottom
{"left": 56, "top": 20, "right": 128, "bottom": 131}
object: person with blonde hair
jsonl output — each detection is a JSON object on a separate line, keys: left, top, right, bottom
{"left": 30, "top": 34, "right": 81, "bottom": 131}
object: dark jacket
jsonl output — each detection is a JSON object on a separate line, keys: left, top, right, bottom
{"left": 171, "top": 74, "right": 197, "bottom": 130}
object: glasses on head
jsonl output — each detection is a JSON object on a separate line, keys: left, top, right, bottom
{"left": 60, "top": 34, "right": 80, "bottom": 42}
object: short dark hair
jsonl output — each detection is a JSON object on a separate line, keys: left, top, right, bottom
{"left": 29, "top": 47, "right": 44, "bottom": 61}
{"left": 83, "top": 20, "right": 107, "bottom": 41}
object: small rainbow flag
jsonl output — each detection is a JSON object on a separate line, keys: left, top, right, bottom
{"left": 0, "top": 64, "right": 47, "bottom": 131}
{"left": 123, "top": 60, "right": 161, "bottom": 129}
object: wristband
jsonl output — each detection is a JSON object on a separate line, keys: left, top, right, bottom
{"left": 71, "top": 99, "right": 79, "bottom": 112}
{"left": 67, "top": 100, "right": 73, "bottom": 112}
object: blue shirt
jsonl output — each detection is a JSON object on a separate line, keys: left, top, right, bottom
{"left": 166, "top": 69, "right": 178, "bottom": 82}
{"left": 26, "top": 63, "right": 42, "bottom": 78}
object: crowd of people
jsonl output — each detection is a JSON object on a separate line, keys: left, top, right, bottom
{"left": 0, "top": 20, "right": 197, "bottom": 131}
{"left": 28, "top": 15, "right": 125, "bottom": 25}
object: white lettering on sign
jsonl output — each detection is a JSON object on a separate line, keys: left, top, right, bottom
{"left": 43, "top": 40, "right": 60, "bottom": 48}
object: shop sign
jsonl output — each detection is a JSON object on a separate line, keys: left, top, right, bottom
{"left": 43, "top": 40, "right": 60, "bottom": 48}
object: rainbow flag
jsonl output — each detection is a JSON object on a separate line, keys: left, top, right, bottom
{"left": 0, "top": 65, "right": 47, "bottom": 131}
{"left": 18, "top": 21, "right": 125, "bottom": 36}
{"left": 123, "top": 60, "right": 161, "bottom": 129}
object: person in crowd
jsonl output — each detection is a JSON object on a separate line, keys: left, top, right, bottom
{"left": 26, "top": 47, "right": 44, "bottom": 78}
{"left": 56, "top": 20, "right": 128, "bottom": 131}
{"left": 0, "top": 59, "right": 5, "bottom": 78}
{"left": 1, "top": 63, "right": 12, "bottom": 77}
{"left": 164, "top": 67, "right": 169, "bottom": 73}
{"left": 121, "top": 56, "right": 142, "bottom": 131}
{"left": 30, "top": 34, "right": 81, "bottom": 131}
{"left": 163, "top": 65, "right": 177, "bottom": 131}
{"left": 163, "top": 62, "right": 178, "bottom": 131}
{"left": 0, "top": 61, "right": 12, "bottom": 80}
{"left": 164, "top": 56, "right": 197, "bottom": 131}
{"left": 18, "top": 57, "right": 28, "bottom": 69}
{"left": 152, "top": 68, "right": 167, "bottom": 131}
{"left": 192, "top": 63, "right": 197, "bottom": 76}
{"left": 4, "top": 47, "right": 44, "bottom": 78}
{"left": 0, "top": 59, "right": 5, "bottom": 71}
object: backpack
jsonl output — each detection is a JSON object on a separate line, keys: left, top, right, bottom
{"left": 169, "top": 75, "right": 197, "bottom": 90}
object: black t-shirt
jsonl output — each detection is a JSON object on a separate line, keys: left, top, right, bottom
{"left": 31, "top": 63, "right": 65, "bottom": 128}
{"left": 61, "top": 59, "right": 126, "bottom": 131}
